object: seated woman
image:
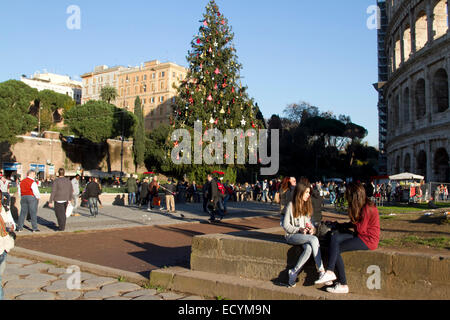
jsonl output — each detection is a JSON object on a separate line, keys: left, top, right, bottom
{"left": 315, "top": 182, "right": 380, "bottom": 294}
{"left": 282, "top": 182, "right": 326, "bottom": 288}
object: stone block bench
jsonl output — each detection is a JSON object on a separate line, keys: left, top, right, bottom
{"left": 150, "top": 227, "right": 450, "bottom": 300}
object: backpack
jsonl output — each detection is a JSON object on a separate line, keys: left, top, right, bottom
{"left": 217, "top": 182, "right": 225, "bottom": 195}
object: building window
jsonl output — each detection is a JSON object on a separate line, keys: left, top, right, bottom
{"left": 151, "top": 97, "right": 155, "bottom": 104}
{"left": 152, "top": 73, "right": 156, "bottom": 79}
{"left": 433, "top": 0, "right": 448, "bottom": 40}
{"left": 433, "top": 69, "right": 449, "bottom": 113}
{"left": 143, "top": 84, "right": 147, "bottom": 93}
{"left": 161, "top": 71, "right": 165, "bottom": 78}
{"left": 160, "top": 96, "right": 164, "bottom": 103}
{"left": 415, "top": 12, "right": 428, "bottom": 51}
{"left": 415, "top": 78, "right": 426, "bottom": 119}
{"left": 144, "top": 74, "right": 147, "bottom": 81}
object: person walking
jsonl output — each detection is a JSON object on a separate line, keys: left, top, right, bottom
{"left": 48, "top": 168, "right": 73, "bottom": 232}
{"left": 207, "top": 176, "right": 224, "bottom": 223}
{"left": 85, "top": 177, "right": 102, "bottom": 218}
{"left": 280, "top": 177, "right": 296, "bottom": 216}
{"left": 71, "top": 174, "right": 81, "bottom": 215}
{"left": 283, "top": 182, "right": 326, "bottom": 288}
{"left": 315, "top": 182, "right": 380, "bottom": 294}
{"left": 203, "top": 176, "right": 212, "bottom": 213}
{"left": 16, "top": 170, "right": 41, "bottom": 233}
{"left": 126, "top": 175, "right": 138, "bottom": 206}
{"left": 140, "top": 178, "right": 149, "bottom": 208}
{"left": 0, "top": 175, "right": 11, "bottom": 208}
{"left": 162, "top": 179, "right": 177, "bottom": 214}
{"left": 148, "top": 177, "right": 161, "bottom": 211}
{"left": 329, "top": 182, "right": 336, "bottom": 204}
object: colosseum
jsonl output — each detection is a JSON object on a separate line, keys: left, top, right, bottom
{"left": 382, "top": 0, "right": 449, "bottom": 182}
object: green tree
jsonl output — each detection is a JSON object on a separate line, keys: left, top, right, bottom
{"left": 0, "top": 80, "right": 38, "bottom": 144}
{"left": 64, "top": 100, "right": 136, "bottom": 144}
{"left": 37, "top": 90, "right": 75, "bottom": 112}
{"left": 100, "top": 86, "right": 118, "bottom": 104}
{"left": 133, "top": 97, "right": 146, "bottom": 170}
{"left": 169, "top": 0, "right": 264, "bottom": 182}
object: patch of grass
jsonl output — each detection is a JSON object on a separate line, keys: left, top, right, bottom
{"left": 141, "top": 282, "right": 165, "bottom": 293}
{"left": 378, "top": 206, "right": 426, "bottom": 215}
{"left": 72, "top": 230, "right": 85, "bottom": 234}
{"left": 43, "top": 260, "right": 57, "bottom": 265}
{"left": 380, "top": 236, "right": 450, "bottom": 249}
{"left": 216, "top": 296, "right": 229, "bottom": 300}
{"left": 117, "top": 276, "right": 126, "bottom": 282}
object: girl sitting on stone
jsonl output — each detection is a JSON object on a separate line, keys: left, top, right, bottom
{"left": 283, "top": 182, "right": 326, "bottom": 288}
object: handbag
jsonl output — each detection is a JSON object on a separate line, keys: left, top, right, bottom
{"left": 65, "top": 202, "right": 74, "bottom": 218}
{"left": 1, "top": 208, "right": 16, "bottom": 231}
{"left": 0, "top": 232, "right": 15, "bottom": 253}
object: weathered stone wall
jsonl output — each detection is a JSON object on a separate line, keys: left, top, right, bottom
{"left": 0, "top": 134, "right": 136, "bottom": 178}
{"left": 189, "top": 229, "right": 450, "bottom": 300}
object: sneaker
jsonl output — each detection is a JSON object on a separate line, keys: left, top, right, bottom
{"left": 326, "top": 283, "right": 349, "bottom": 294}
{"left": 288, "top": 269, "right": 298, "bottom": 288}
{"left": 318, "top": 271, "right": 334, "bottom": 286}
{"left": 315, "top": 271, "right": 337, "bottom": 285}
{"left": 32, "top": 229, "right": 41, "bottom": 233}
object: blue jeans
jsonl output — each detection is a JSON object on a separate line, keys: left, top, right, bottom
{"left": 330, "top": 192, "right": 336, "bottom": 204}
{"left": 261, "top": 190, "right": 268, "bottom": 202}
{"left": 223, "top": 194, "right": 230, "bottom": 211}
{"left": 286, "top": 234, "right": 324, "bottom": 273}
{"left": 128, "top": 192, "right": 136, "bottom": 206}
{"left": 327, "top": 231, "right": 369, "bottom": 285}
{"left": 17, "top": 195, "right": 39, "bottom": 231}
{"left": 0, "top": 251, "right": 7, "bottom": 300}
{"left": 88, "top": 197, "right": 99, "bottom": 216}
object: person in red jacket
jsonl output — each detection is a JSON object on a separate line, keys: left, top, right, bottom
{"left": 315, "top": 182, "right": 380, "bottom": 294}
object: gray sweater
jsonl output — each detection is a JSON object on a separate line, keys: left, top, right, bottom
{"left": 49, "top": 177, "right": 74, "bottom": 203}
{"left": 282, "top": 202, "right": 312, "bottom": 235}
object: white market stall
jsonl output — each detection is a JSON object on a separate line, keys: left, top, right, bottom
{"left": 389, "top": 172, "right": 425, "bottom": 203}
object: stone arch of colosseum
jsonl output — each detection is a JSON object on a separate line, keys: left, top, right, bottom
{"left": 432, "top": 68, "right": 449, "bottom": 113}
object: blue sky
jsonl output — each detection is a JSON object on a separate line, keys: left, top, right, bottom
{"left": 0, "top": 0, "right": 379, "bottom": 147}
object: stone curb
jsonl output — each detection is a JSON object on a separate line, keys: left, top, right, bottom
{"left": 10, "top": 247, "right": 149, "bottom": 285}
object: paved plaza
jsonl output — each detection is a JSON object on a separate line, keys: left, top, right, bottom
{"left": 2, "top": 255, "right": 204, "bottom": 300}
{"left": 14, "top": 200, "right": 281, "bottom": 234}
{"left": 3, "top": 201, "right": 283, "bottom": 300}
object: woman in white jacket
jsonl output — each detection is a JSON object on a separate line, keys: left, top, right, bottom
{"left": 283, "top": 182, "right": 326, "bottom": 288}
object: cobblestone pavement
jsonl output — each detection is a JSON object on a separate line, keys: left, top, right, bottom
{"left": 2, "top": 255, "right": 206, "bottom": 301}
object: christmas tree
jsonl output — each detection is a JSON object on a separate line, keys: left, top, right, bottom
{"left": 172, "top": 0, "right": 264, "bottom": 133}
{"left": 169, "top": 1, "right": 265, "bottom": 182}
